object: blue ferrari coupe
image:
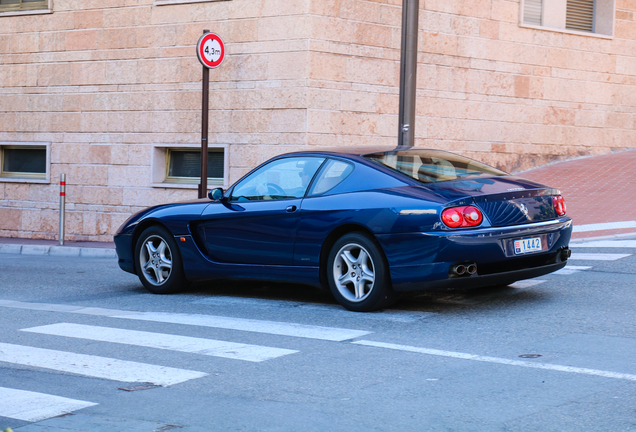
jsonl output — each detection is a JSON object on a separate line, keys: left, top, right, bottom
{"left": 114, "top": 147, "right": 572, "bottom": 312}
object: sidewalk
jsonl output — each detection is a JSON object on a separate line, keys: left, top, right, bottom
{"left": 0, "top": 149, "right": 635, "bottom": 256}
{"left": 0, "top": 237, "right": 116, "bottom": 258}
{"left": 518, "top": 149, "right": 636, "bottom": 241}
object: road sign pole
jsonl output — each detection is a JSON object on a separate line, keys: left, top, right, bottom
{"left": 398, "top": 0, "right": 420, "bottom": 148}
{"left": 199, "top": 30, "right": 210, "bottom": 199}
{"left": 196, "top": 30, "right": 225, "bottom": 198}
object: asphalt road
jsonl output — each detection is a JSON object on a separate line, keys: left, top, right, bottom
{"left": 1, "top": 238, "right": 635, "bottom": 432}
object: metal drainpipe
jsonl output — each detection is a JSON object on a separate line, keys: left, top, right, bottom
{"left": 397, "top": 0, "right": 420, "bottom": 148}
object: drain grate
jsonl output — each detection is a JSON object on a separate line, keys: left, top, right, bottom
{"left": 154, "top": 425, "right": 183, "bottom": 431}
{"left": 118, "top": 384, "right": 161, "bottom": 392}
{"left": 518, "top": 354, "right": 542, "bottom": 359}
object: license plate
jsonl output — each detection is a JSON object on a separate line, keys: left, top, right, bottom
{"left": 514, "top": 237, "right": 542, "bottom": 255}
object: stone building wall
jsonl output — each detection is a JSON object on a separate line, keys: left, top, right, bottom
{"left": 0, "top": 0, "right": 635, "bottom": 240}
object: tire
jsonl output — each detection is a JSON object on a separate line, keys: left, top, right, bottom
{"left": 134, "top": 225, "right": 187, "bottom": 294}
{"left": 327, "top": 232, "right": 397, "bottom": 312}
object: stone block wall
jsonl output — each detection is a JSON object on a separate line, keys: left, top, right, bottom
{"left": 0, "top": 0, "right": 635, "bottom": 240}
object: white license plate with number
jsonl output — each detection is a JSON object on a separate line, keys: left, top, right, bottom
{"left": 514, "top": 237, "right": 542, "bottom": 254}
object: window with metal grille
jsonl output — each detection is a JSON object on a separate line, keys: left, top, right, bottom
{"left": 524, "top": 0, "right": 543, "bottom": 25}
{"left": 0, "top": 145, "right": 47, "bottom": 180}
{"left": 566, "top": 0, "right": 595, "bottom": 32}
{"left": 166, "top": 149, "right": 224, "bottom": 184}
{"left": 0, "top": 0, "right": 48, "bottom": 12}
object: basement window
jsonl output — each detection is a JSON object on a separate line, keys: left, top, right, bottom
{"left": 152, "top": 144, "right": 227, "bottom": 189}
{"left": 0, "top": 0, "right": 50, "bottom": 14}
{"left": 0, "top": 143, "right": 50, "bottom": 183}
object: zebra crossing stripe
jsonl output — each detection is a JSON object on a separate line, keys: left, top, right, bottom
{"left": 23, "top": 323, "right": 298, "bottom": 362}
{"left": 509, "top": 280, "right": 547, "bottom": 289}
{"left": 573, "top": 221, "right": 636, "bottom": 232}
{"left": 570, "top": 240, "right": 636, "bottom": 248}
{"left": 0, "top": 342, "right": 207, "bottom": 386}
{"left": 0, "top": 387, "right": 97, "bottom": 422}
{"left": 111, "top": 312, "right": 370, "bottom": 341}
{"left": 570, "top": 253, "right": 631, "bottom": 261}
{"left": 554, "top": 265, "right": 592, "bottom": 275}
{"left": 0, "top": 300, "right": 371, "bottom": 341}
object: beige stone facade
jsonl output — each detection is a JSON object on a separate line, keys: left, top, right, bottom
{"left": 0, "top": 0, "right": 635, "bottom": 241}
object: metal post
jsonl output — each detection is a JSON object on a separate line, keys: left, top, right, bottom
{"left": 398, "top": 0, "right": 420, "bottom": 148}
{"left": 59, "top": 173, "right": 66, "bottom": 246}
{"left": 199, "top": 29, "right": 210, "bottom": 199}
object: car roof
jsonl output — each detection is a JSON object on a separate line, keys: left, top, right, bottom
{"left": 281, "top": 145, "right": 421, "bottom": 157}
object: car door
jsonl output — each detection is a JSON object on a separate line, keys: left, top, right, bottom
{"left": 199, "top": 156, "right": 325, "bottom": 266}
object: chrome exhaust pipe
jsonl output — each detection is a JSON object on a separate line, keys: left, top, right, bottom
{"left": 452, "top": 264, "right": 466, "bottom": 276}
{"left": 560, "top": 248, "right": 571, "bottom": 261}
{"left": 467, "top": 263, "right": 477, "bottom": 275}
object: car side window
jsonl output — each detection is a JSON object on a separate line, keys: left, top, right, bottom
{"left": 308, "top": 159, "right": 354, "bottom": 196}
{"left": 230, "top": 157, "right": 325, "bottom": 201}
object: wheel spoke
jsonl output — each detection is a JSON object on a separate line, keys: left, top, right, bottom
{"left": 155, "top": 268, "right": 165, "bottom": 284}
{"left": 145, "top": 241, "right": 157, "bottom": 257}
{"left": 357, "top": 249, "right": 368, "bottom": 267}
{"left": 338, "top": 272, "right": 354, "bottom": 286}
{"left": 341, "top": 251, "right": 356, "bottom": 269}
{"left": 157, "top": 241, "right": 167, "bottom": 257}
{"left": 159, "top": 259, "right": 172, "bottom": 270}
{"left": 354, "top": 280, "right": 366, "bottom": 299}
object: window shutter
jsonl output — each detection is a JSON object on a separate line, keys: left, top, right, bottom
{"left": 523, "top": 0, "right": 542, "bottom": 25}
{"left": 566, "top": 0, "right": 595, "bottom": 32}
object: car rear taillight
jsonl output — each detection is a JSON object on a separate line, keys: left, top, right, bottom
{"left": 553, "top": 196, "right": 567, "bottom": 216}
{"left": 442, "top": 206, "right": 483, "bottom": 228}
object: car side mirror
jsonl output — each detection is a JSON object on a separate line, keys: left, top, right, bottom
{"left": 208, "top": 187, "right": 225, "bottom": 201}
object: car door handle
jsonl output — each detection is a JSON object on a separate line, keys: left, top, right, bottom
{"left": 286, "top": 205, "right": 297, "bottom": 213}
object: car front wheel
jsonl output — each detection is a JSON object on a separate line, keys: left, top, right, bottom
{"left": 134, "top": 226, "right": 187, "bottom": 294}
{"left": 327, "top": 233, "right": 396, "bottom": 312}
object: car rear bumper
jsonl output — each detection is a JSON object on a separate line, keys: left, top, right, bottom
{"left": 377, "top": 217, "right": 572, "bottom": 291}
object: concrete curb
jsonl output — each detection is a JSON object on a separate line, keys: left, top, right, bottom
{"left": 0, "top": 243, "right": 117, "bottom": 258}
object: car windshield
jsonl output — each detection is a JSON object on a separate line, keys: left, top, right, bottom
{"left": 363, "top": 149, "right": 507, "bottom": 184}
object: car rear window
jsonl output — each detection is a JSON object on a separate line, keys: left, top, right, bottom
{"left": 363, "top": 149, "right": 507, "bottom": 184}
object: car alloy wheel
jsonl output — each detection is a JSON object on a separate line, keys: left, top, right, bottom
{"left": 327, "top": 232, "right": 396, "bottom": 312}
{"left": 332, "top": 242, "right": 376, "bottom": 303}
{"left": 134, "top": 226, "right": 187, "bottom": 294}
{"left": 140, "top": 235, "right": 173, "bottom": 286}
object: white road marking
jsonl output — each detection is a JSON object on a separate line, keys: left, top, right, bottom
{"left": 353, "top": 340, "right": 636, "bottom": 382}
{"left": 509, "top": 280, "right": 547, "bottom": 289}
{"left": 0, "top": 300, "right": 371, "bottom": 341}
{"left": 0, "top": 343, "right": 207, "bottom": 386}
{"left": 573, "top": 221, "right": 636, "bottom": 232}
{"left": 570, "top": 253, "right": 631, "bottom": 261}
{"left": 570, "top": 240, "right": 636, "bottom": 248}
{"left": 113, "top": 312, "right": 371, "bottom": 341}
{"left": 23, "top": 323, "right": 298, "bottom": 362}
{"left": 554, "top": 265, "right": 592, "bottom": 275}
{"left": 0, "top": 387, "right": 97, "bottom": 422}
{"left": 194, "top": 296, "right": 431, "bottom": 323}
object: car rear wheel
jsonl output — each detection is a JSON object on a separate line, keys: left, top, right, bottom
{"left": 327, "top": 233, "right": 396, "bottom": 312}
{"left": 134, "top": 226, "right": 187, "bottom": 294}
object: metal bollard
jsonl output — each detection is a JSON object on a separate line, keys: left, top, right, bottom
{"left": 59, "top": 174, "right": 66, "bottom": 246}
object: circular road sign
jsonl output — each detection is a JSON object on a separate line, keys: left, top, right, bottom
{"left": 196, "top": 32, "right": 225, "bottom": 69}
